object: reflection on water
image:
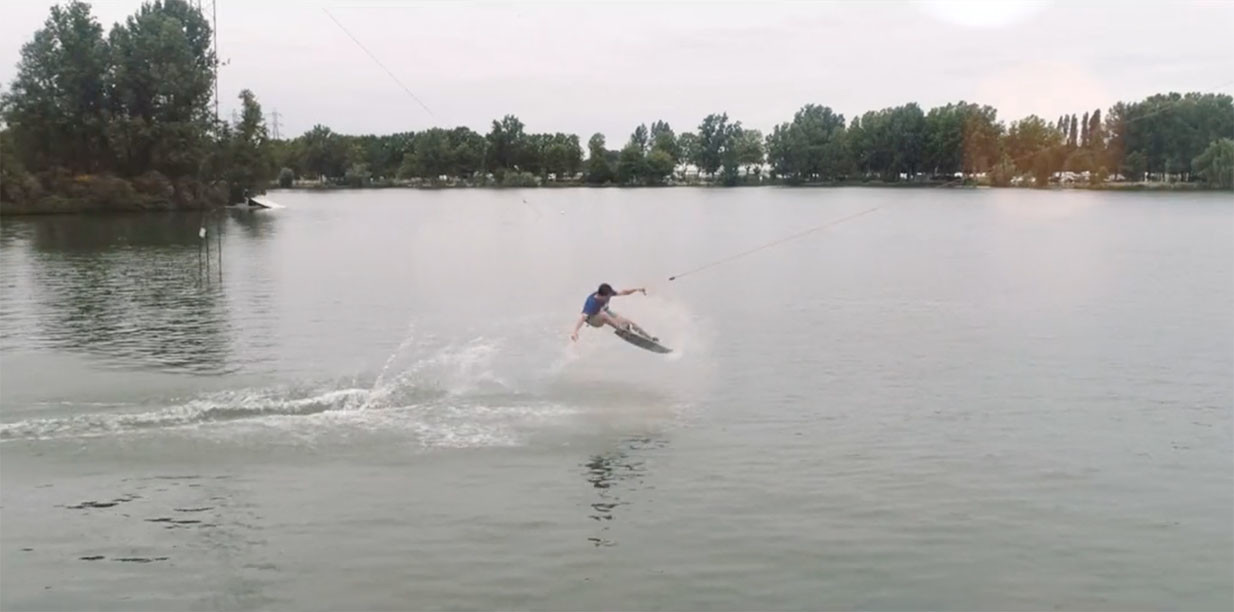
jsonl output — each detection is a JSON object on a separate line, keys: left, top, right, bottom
{"left": 3, "top": 214, "right": 241, "bottom": 374}
{"left": 227, "top": 207, "right": 280, "bottom": 240}
{"left": 584, "top": 436, "right": 666, "bottom": 547}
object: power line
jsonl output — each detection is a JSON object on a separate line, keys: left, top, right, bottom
{"left": 322, "top": 8, "right": 435, "bottom": 118}
{"left": 666, "top": 207, "right": 882, "bottom": 283}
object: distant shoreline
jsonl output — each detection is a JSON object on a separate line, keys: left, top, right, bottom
{"left": 3, "top": 178, "right": 1223, "bottom": 216}
{"left": 275, "top": 179, "right": 1221, "bottom": 193}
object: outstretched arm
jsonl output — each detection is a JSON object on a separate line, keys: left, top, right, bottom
{"left": 570, "top": 314, "right": 586, "bottom": 341}
{"left": 618, "top": 287, "right": 647, "bottom": 296}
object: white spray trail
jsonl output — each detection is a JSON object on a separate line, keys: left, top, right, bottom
{"left": 361, "top": 321, "right": 418, "bottom": 410}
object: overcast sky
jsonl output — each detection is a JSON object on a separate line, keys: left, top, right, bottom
{"left": 2, "top": 0, "right": 1232, "bottom": 142}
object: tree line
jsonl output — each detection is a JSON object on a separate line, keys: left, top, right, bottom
{"left": 274, "top": 92, "right": 1231, "bottom": 190}
{"left": 3, "top": 1, "right": 1232, "bottom": 215}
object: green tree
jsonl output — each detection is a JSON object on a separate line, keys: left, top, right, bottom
{"left": 617, "top": 142, "right": 645, "bottom": 185}
{"left": 523, "top": 132, "right": 551, "bottom": 178}
{"left": 1, "top": 127, "right": 42, "bottom": 205}
{"left": 630, "top": 124, "right": 649, "bottom": 152}
{"left": 718, "top": 122, "right": 747, "bottom": 185}
{"left": 1004, "top": 115, "right": 1062, "bottom": 185}
{"left": 1088, "top": 109, "right": 1104, "bottom": 155}
{"left": 1192, "top": 138, "right": 1234, "bottom": 189}
{"left": 485, "top": 114, "right": 527, "bottom": 177}
{"left": 923, "top": 103, "right": 966, "bottom": 176}
{"left": 1106, "top": 93, "right": 1233, "bottom": 180}
{"left": 299, "top": 124, "right": 348, "bottom": 179}
{"left": 542, "top": 133, "right": 582, "bottom": 180}
{"left": 1124, "top": 150, "right": 1147, "bottom": 181}
{"left": 1, "top": 1, "right": 110, "bottom": 173}
{"left": 401, "top": 127, "right": 450, "bottom": 180}
{"left": 585, "top": 133, "right": 613, "bottom": 184}
{"left": 448, "top": 127, "right": 485, "bottom": 178}
{"left": 849, "top": 103, "right": 925, "bottom": 181}
{"left": 353, "top": 132, "right": 411, "bottom": 179}
{"left": 677, "top": 132, "right": 699, "bottom": 178}
{"left": 617, "top": 125, "right": 652, "bottom": 184}
{"left": 345, "top": 163, "right": 370, "bottom": 188}
{"left": 765, "top": 104, "right": 847, "bottom": 182}
{"left": 645, "top": 149, "right": 675, "bottom": 185}
{"left": 735, "top": 128, "right": 764, "bottom": 177}
{"left": 921, "top": 102, "right": 1004, "bottom": 178}
{"left": 106, "top": 0, "right": 217, "bottom": 178}
{"left": 223, "top": 89, "right": 273, "bottom": 201}
{"left": 649, "top": 120, "right": 678, "bottom": 161}
{"left": 695, "top": 113, "right": 732, "bottom": 177}
{"left": 963, "top": 104, "right": 1003, "bottom": 176}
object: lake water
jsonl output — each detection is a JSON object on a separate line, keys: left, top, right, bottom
{"left": 1, "top": 187, "right": 1231, "bottom": 611}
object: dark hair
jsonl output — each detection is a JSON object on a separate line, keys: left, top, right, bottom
{"left": 597, "top": 283, "right": 615, "bottom": 296}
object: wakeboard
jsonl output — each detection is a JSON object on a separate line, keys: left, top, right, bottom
{"left": 614, "top": 327, "right": 672, "bottom": 354}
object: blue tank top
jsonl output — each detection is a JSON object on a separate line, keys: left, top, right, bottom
{"left": 582, "top": 293, "right": 609, "bottom": 316}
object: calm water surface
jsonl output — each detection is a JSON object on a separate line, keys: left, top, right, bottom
{"left": 1, "top": 187, "right": 1231, "bottom": 611}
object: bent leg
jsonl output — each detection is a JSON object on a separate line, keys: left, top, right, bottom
{"left": 596, "top": 311, "right": 624, "bottom": 330}
{"left": 601, "top": 310, "right": 654, "bottom": 339}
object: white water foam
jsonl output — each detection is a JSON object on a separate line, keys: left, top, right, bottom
{"left": 2, "top": 302, "right": 713, "bottom": 447}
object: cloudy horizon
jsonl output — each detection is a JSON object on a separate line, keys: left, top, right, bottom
{"left": 2, "top": 0, "right": 1231, "bottom": 142}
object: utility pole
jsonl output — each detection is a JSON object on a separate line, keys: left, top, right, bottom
{"left": 271, "top": 109, "right": 282, "bottom": 140}
{"left": 190, "top": 0, "right": 220, "bottom": 122}
{"left": 212, "top": 0, "right": 219, "bottom": 121}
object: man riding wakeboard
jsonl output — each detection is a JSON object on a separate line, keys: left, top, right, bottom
{"left": 570, "top": 283, "right": 657, "bottom": 342}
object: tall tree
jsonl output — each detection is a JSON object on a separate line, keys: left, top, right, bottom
{"left": 401, "top": 127, "right": 451, "bottom": 180}
{"left": 961, "top": 104, "right": 1003, "bottom": 176}
{"left": 107, "top": 0, "right": 217, "bottom": 178}
{"left": 223, "top": 89, "right": 273, "bottom": 201}
{"left": 718, "top": 122, "right": 745, "bottom": 185}
{"left": 1081, "top": 111, "right": 1090, "bottom": 148}
{"left": 924, "top": 102, "right": 983, "bottom": 176}
{"left": 734, "top": 128, "right": 764, "bottom": 177}
{"left": 1005, "top": 115, "right": 1063, "bottom": 185}
{"left": 1192, "top": 138, "right": 1234, "bottom": 189}
{"left": 630, "top": 124, "right": 649, "bottom": 153}
{"left": 616, "top": 126, "right": 649, "bottom": 184}
{"left": 765, "top": 103, "right": 847, "bottom": 182}
{"left": 485, "top": 114, "right": 527, "bottom": 176}
{"left": 299, "top": 125, "right": 348, "bottom": 179}
{"left": 1068, "top": 114, "right": 1078, "bottom": 148}
{"left": 649, "top": 120, "right": 678, "bottom": 161}
{"left": 448, "top": 127, "right": 486, "bottom": 178}
{"left": 1088, "top": 110, "right": 1103, "bottom": 150}
{"left": 1, "top": 1, "right": 110, "bottom": 172}
{"left": 645, "top": 149, "right": 675, "bottom": 184}
{"left": 695, "top": 113, "right": 732, "bottom": 177}
{"left": 849, "top": 103, "right": 926, "bottom": 180}
{"left": 541, "top": 133, "right": 582, "bottom": 180}
{"left": 616, "top": 142, "right": 645, "bottom": 185}
{"left": 585, "top": 133, "right": 613, "bottom": 184}
{"left": 677, "top": 132, "right": 699, "bottom": 177}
